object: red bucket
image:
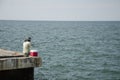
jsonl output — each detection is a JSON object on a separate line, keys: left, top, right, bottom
{"left": 30, "top": 50, "right": 38, "bottom": 56}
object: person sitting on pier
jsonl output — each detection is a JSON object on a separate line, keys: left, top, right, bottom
{"left": 23, "top": 37, "right": 31, "bottom": 57}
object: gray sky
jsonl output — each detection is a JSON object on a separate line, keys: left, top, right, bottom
{"left": 0, "top": 0, "right": 120, "bottom": 21}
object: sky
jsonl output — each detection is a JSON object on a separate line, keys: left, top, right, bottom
{"left": 0, "top": 0, "right": 120, "bottom": 21}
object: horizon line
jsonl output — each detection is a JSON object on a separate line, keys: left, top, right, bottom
{"left": 0, "top": 19, "right": 120, "bottom": 22}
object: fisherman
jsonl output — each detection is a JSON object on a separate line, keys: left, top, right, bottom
{"left": 23, "top": 37, "right": 31, "bottom": 57}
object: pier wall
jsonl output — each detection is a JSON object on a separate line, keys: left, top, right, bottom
{"left": 0, "top": 67, "right": 34, "bottom": 80}
{"left": 0, "top": 49, "right": 42, "bottom": 80}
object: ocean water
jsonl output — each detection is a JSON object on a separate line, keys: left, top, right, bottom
{"left": 0, "top": 20, "right": 120, "bottom": 80}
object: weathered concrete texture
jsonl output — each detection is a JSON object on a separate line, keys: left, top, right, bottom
{"left": 0, "top": 49, "right": 23, "bottom": 58}
{"left": 0, "top": 49, "right": 42, "bottom": 80}
{"left": 0, "top": 57, "right": 42, "bottom": 71}
{"left": 0, "top": 67, "right": 34, "bottom": 80}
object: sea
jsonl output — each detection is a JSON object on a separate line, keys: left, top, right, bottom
{"left": 0, "top": 20, "right": 120, "bottom": 80}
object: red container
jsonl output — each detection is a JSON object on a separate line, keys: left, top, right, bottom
{"left": 30, "top": 50, "right": 38, "bottom": 56}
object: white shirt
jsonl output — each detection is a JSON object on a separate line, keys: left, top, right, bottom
{"left": 23, "top": 41, "right": 31, "bottom": 54}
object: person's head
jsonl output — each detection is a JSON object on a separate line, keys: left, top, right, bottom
{"left": 24, "top": 37, "right": 31, "bottom": 42}
{"left": 27, "top": 37, "right": 31, "bottom": 42}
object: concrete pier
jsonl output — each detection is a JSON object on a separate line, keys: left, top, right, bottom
{"left": 0, "top": 49, "right": 42, "bottom": 80}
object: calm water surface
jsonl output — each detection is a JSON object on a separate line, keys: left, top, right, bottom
{"left": 0, "top": 21, "right": 120, "bottom": 80}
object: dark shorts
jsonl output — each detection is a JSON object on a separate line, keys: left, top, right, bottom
{"left": 24, "top": 53, "right": 30, "bottom": 57}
